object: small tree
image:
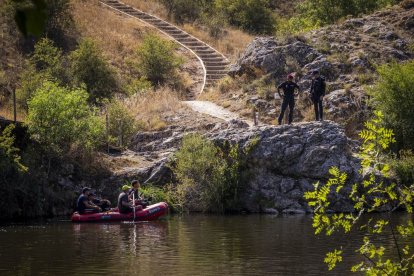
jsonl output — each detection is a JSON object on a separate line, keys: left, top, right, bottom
{"left": 136, "top": 34, "right": 182, "bottom": 85}
{"left": 27, "top": 81, "right": 105, "bottom": 153}
{"left": 44, "top": 0, "right": 74, "bottom": 46}
{"left": 107, "top": 100, "right": 137, "bottom": 148}
{"left": 304, "top": 111, "right": 414, "bottom": 274}
{"left": 173, "top": 134, "right": 255, "bottom": 212}
{"left": 215, "top": 0, "right": 276, "bottom": 34}
{"left": 299, "top": 0, "right": 399, "bottom": 26}
{"left": 0, "top": 124, "right": 27, "bottom": 175}
{"left": 70, "top": 39, "right": 119, "bottom": 103}
{"left": 16, "top": 38, "right": 67, "bottom": 110}
{"left": 368, "top": 61, "right": 414, "bottom": 151}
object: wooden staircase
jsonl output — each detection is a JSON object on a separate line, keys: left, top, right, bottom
{"left": 99, "top": 0, "right": 230, "bottom": 94}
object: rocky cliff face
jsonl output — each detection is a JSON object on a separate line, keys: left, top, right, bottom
{"left": 209, "top": 121, "right": 360, "bottom": 214}
{"left": 100, "top": 120, "right": 360, "bottom": 214}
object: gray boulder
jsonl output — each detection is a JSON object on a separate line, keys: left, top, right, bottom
{"left": 229, "top": 37, "right": 323, "bottom": 77}
{"left": 207, "top": 121, "right": 360, "bottom": 213}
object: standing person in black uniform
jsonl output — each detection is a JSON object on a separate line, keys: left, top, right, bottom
{"left": 277, "top": 74, "right": 300, "bottom": 125}
{"left": 309, "top": 70, "right": 326, "bottom": 121}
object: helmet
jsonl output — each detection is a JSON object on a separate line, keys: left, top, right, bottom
{"left": 122, "top": 185, "right": 131, "bottom": 191}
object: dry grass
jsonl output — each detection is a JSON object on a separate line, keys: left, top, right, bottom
{"left": 182, "top": 24, "right": 253, "bottom": 61}
{"left": 121, "top": 0, "right": 254, "bottom": 61}
{"left": 72, "top": 0, "right": 152, "bottom": 77}
{"left": 122, "top": 87, "right": 185, "bottom": 131}
{"left": 0, "top": 104, "right": 26, "bottom": 122}
{"left": 72, "top": 0, "right": 200, "bottom": 96}
{"left": 122, "top": 0, "right": 168, "bottom": 18}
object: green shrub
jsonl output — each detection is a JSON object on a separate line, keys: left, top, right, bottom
{"left": 44, "top": 0, "right": 74, "bottom": 46}
{"left": 107, "top": 100, "right": 137, "bottom": 148}
{"left": 299, "top": 0, "right": 400, "bottom": 26}
{"left": 391, "top": 150, "right": 414, "bottom": 187}
{"left": 304, "top": 112, "right": 414, "bottom": 273}
{"left": 199, "top": 11, "right": 228, "bottom": 39}
{"left": 16, "top": 66, "right": 48, "bottom": 111}
{"left": 172, "top": 134, "right": 253, "bottom": 212}
{"left": 215, "top": 0, "right": 276, "bottom": 34}
{"left": 173, "top": 134, "right": 227, "bottom": 212}
{"left": 30, "top": 38, "right": 66, "bottom": 80}
{"left": 16, "top": 38, "right": 67, "bottom": 110}
{"left": 368, "top": 61, "right": 414, "bottom": 150}
{"left": 140, "top": 184, "right": 180, "bottom": 211}
{"left": 69, "top": 39, "right": 119, "bottom": 103}
{"left": 159, "top": 0, "right": 208, "bottom": 23}
{"left": 126, "top": 77, "right": 153, "bottom": 96}
{"left": 136, "top": 34, "right": 182, "bottom": 85}
{"left": 0, "top": 124, "right": 27, "bottom": 174}
{"left": 276, "top": 16, "right": 317, "bottom": 36}
{"left": 27, "top": 81, "right": 105, "bottom": 153}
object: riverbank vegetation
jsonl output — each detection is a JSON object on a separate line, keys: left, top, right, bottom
{"left": 306, "top": 112, "right": 414, "bottom": 274}
{"left": 0, "top": 0, "right": 192, "bottom": 219}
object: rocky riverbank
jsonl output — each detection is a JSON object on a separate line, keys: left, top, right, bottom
{"left": 91, "top": 120, "right": 360, "bottom": 214}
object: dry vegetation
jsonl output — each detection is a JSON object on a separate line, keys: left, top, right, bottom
{"left": 182, "top": 24, "right": 253, "bottom": 62}
{"left": 121, "top": 87, "right": 185, "bottom": 131}
{"left": 72, "top": 0, "right": 202, "bottom": 97}
{"left": 72, "top": 0, "right": 153, "bottom": 81}
{"left": 121, "top": 0, "right": 254, "bottom": 61}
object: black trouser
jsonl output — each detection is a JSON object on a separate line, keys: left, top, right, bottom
{"left": 313, "top": 99, "right": 323, "bottom": 121}
{"left": 278, "top": 97, "right": 295, "bottom": 124}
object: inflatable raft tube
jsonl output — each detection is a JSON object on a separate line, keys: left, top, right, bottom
{"left": 71, "top": 202, "right": 168, "bottom": 222}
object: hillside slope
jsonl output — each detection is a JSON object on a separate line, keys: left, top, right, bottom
{"left": 201, "top": 3, "right": 414, "bottom": 134}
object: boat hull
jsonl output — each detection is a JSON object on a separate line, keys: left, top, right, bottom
{"left": 71, "top": 202, "right": 168, "bottom": 222}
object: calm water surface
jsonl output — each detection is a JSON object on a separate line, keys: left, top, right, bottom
{"left": 0, "top": 214, "right": 409, "bottom": 275}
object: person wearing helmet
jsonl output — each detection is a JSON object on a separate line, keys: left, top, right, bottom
{"left": 309, "top": 70, "right": 326, "bottom": 121}
{"left": 118, "top": 185, "right": 134, "bottom": 214}
{"left": 77, "top": 187, "right": 102, "bottom": 214}
{"left": 276, "top": 74, "right": 300, "bottom": 125}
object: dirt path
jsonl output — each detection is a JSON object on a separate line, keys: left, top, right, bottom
{"left": 183, "top": 101, "right": 254, "bottom": 126}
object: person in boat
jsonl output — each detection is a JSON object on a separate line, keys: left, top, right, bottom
{"left": 128, "top": 180, "right": 142, "bottom": 201}
{"left": 129, "top": 180, "right": 151, "bottom": 208}
{"left": 77, "top": 187, "right": 102, "bottom": 214}
{"left": 277, "top": 73, "right": 301, "bottom": 125}
{"left": 89, "top": 192, "right": 111, "bottom": 212}
{"left": 118, "top": 185, "right": 134, "bottom": 214}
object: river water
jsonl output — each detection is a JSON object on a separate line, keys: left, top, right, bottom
{"left": 0, "top": 214, "right": 409, "bottom": 275}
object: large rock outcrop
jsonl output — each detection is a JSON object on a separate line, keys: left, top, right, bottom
{"left": 208, "top": 121, "right": 360, "bottom": 214}
{"left": 103, "top": 120, "right": 360, "bottom": 214}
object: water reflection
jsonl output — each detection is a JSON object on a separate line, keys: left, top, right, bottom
{"left": 0, "top": 214, "right": 411, "bottom": 275}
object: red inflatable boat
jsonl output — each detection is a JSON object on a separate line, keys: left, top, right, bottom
{"left": 71, "top": 202, "right": 168, "bottom": 222}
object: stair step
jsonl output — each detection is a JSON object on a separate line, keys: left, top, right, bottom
{"left": 205, "top": 66, "right": 228, "bottom": 71}
{"left": 182, "top": 42, "right": 205, "bottom": 46}
{"left": 171, "top": 33, "right": 191, "bottom": 38}
{"left": 197, "top": 53, "right": 222, "bottom": 58}
{"left": 206, "top": 70, "right": 228, "bottom": 74}
{"left": 204, "top": 62, "right": 229, "bottom": 67}
{"left": 203, "top": 58, "right": 226, "bottom": 62}
{"left": 152, "top": 22, "right": 172, "bottom": 28}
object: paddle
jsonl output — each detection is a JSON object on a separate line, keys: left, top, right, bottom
{"left": 132, "top": 191, "right": 136, "bottom": 222}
